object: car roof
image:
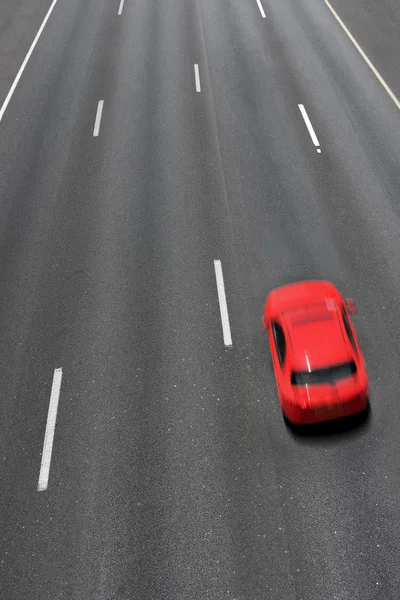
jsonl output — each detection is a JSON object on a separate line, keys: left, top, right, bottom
{"left": 282, "top": 301, "right": 352, "bottom": 371}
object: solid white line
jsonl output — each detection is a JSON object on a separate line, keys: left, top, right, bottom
{"left": 93, "top": 100, "right": 104, "bottom": 137}
{"left": 0, "top": 0, "right": 59, "bottom": 124}
{"left": 37, "top": 368, "right": 63, "bottom": 492}
{"left": 256, "top": 0, "right": 266, "bottom": 18}
{"left": 194, "top": 64, "right": 201, "bottom": 92}
{"left": 298, "top": 104, "right": 321, "bottom": 149}
{"left": 118, "top": 0, "right": 125, "bottom": 15}
{"left": 214, "top": 260, "right": 233, "bottom": 347}
{"left": 325, "top": 0, "right": 400, "bottom": 112}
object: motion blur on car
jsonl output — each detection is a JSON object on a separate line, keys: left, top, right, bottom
{"left": 261, "top": 280, "right": 369, "bottom": 426}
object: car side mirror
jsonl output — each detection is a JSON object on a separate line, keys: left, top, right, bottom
{"left": 345, "top": 298, "right": 357, "bottom": 314}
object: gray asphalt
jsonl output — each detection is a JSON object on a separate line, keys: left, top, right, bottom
{"left": 0, "top": 0, "right": 400, "bottom": 598}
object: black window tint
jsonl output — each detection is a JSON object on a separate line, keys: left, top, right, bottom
{"left": 272, "top": 322, "right": 286, "bottom": 366}
{"left": 342, "top": 309, "right": 357, "bottom": 353}
{"left": 291, "top": 361, "right": 357, "bottom": 386}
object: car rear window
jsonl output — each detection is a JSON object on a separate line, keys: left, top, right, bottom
{"left": 291, "top": 361, "right": 357, "bottom": 386}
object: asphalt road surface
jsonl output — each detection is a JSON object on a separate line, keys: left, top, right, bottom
{"left": 1, "top": 0, "right": 400, "bottom": 598}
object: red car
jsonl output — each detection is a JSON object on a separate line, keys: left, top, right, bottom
{"left": 261, "top": 280, "right": 369, "bottom": 425}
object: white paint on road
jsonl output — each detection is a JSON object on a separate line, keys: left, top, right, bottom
{"left": 214, "top": 260, "right": 233, "bottom": 347}
{"left": 325, "top": 0, "right": 400, "bottom": 112}
{"left": 93, "top": 100, "right": 104, "bottom": 137}
{"left": 194, "top": 64, "right": 201, "bottom": 92}
{"left": 0, "top": 0, "right": 60, "bottom": 124}
{"left": 118, "top": 0, "right": 125, "bottom": 15}
{"left": 298, "top": 104, "right": 321, "bottom": 152}
{"left": 256, "top": 0, "right": 266, "bottom": 19}
{"left": 37, "top": 368, "right": 63, "bottom": 492}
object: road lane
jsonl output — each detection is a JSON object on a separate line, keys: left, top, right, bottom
{"left": 51, "top": 0, "right": 294, "bottom": 594}
{"left": 328, "top": 0, "right": 400, "bottom": 101}
{"left": 255, "top": 0, "right": 266, "bottom": 20}
{"left": 93, "top": 99, "right": 104, "bottom": 136}
{"left": 0, "top": 0, "right": 61, "bottom": 123}
{"left": 0, "top": 0, "right": 294, "bottom": 598}
{"left": 298, "top": 103, "right": 322, "bottom": 152}
{"left": 0, "top": 0, "right": 57, "bottom": 103}
{"left": 214, "top": 259, "right": 233, "bottom": 347}
{"left": 1, "top": 0, "right": 400, "bottom": 597}
{"left": 0, "top": 0, "right": 112, "bottom": 505}
{"left": 194, "top": 63, "right": 201, "bottom": 92}
{"left": 198, "top": 0, "right": 400, "bottom": 597}
{"left": 37, "top": 367, "right": 63, "bottom": 492}
{"left": 323, "top": 0, "right": 400, "bottom": 113}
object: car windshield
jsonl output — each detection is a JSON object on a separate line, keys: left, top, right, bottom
{"left": 291, "top": 361, "right": 357, "bottom": 386}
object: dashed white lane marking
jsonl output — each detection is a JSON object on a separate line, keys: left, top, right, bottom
{"left": 214, "top": 260, "right": 233, "bottom": 347}
{"left": 0, "top": 0, "right": 60, "bottom": 124}
{"left": 93, "top": 100, "right": 104, "bottom": 137}
{"left": 325, "top": 0, "right": 400, "bottom": 112}
{"left": 118, "top": 0, "right": 125, "bottom": 15}
{"left": 256, "top": 0, "right": 266, "bottom": 19}
{"left": 37, "top": 368, "right": 63, "bottom": 492}
{"left": 194, "top": 64, "right": 201, "bottom": 92}
{"left": 298, "top": 104, "right": 321, "bottom": 152}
